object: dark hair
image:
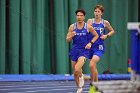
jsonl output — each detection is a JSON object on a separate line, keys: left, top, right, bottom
{"left": 94, "top": 5, "right": 104, "bottom": 13}
{"left": 75, "top": 9, "right": 86, "bottom": 16}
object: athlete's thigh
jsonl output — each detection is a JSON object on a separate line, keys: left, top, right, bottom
{"left": 71, "top": 61, "right": 76, "bottom": 70}
{"left": 75, "top": 56, "right": 85, "bottom": 71}
{"left": 91, "top": 55, "right": 100, "bottom": 63}
{"left": 91, "top": 49, "right": 104, "bottom": 62}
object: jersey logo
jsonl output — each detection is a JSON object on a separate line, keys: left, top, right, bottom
{"left": 76, "top": 33, "right": 86, "bottom": 36}
{"left": 75, "top": 30, "right": 87, "bottom": 36}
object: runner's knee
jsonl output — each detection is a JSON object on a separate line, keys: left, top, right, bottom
{"left": 74, "top": 68, "right": 81, "bottom": 75}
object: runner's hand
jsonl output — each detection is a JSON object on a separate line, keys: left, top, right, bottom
{"left": 85, "top": 43, "right": 92, "bottom": 49}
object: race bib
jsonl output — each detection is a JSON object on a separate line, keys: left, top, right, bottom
{"left": 99, "top": 45, "right": 103, "bottom": 50}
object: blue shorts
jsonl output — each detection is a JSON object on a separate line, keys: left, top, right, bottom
{"left": 88, "top": 44, "right": 105, "bottom": 59}
{"left": 69, "top": 48, "right": 89, "bottom": 62}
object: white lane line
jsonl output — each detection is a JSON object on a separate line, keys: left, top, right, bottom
{"left": 8, "top": 88, "right": 77, "bottom": 93}
{"left": 0, "top": 85, "right": 75, "bottom": 90}
{"left": 0, "top": 81, "right": 75, "bottom": 85}
{"left": 8, "top": 87, "right": 89, "bottom": 93}
{"left": 0, "top": 82, "right": 74, "bottom": 87}
{"left": 0, "top": 85, "right": 89, "bottom": 90}
{"left": 0, "top": 82, "right": 89, "bottom": 87}
{"left": 0, "top": 83, "right": 79, "bottom": 88}
{"left": 0, "top": 82, "right": 71, "bottom": 86}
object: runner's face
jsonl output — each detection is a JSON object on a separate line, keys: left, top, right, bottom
{"left": 76, "top": 12, "right": 85, "bottom": 23}
{"left": 94, "top": 8, "right": 102, "bottom": 18}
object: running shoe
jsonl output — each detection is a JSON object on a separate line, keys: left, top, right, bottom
{"left": 79, "top": 74, "right": 84, "bottom": 88}
{"left": 76, "top": 88, "right": 83, "bottom": 93}
{"left": 88, "top": 83, "right": 99, "bottom": 93}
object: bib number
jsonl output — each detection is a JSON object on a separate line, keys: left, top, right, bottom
{"left": 99, "top": 45, "right": 103, "bottom": 50}
{"left": 100, "top": 28, "right": 104, "bottom": 35}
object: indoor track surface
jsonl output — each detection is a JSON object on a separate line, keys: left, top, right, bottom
{"left": 0, "top": 80, "right": 140, "bottom": 93}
